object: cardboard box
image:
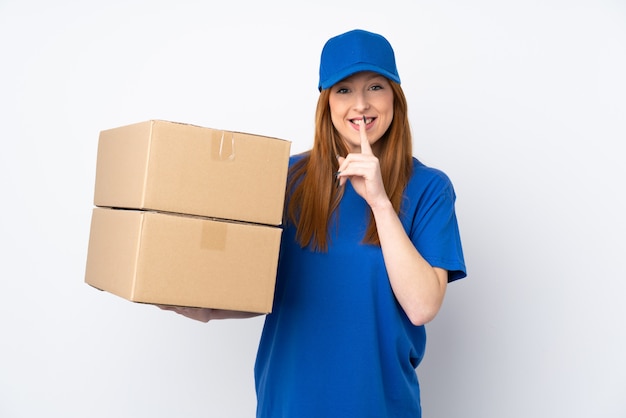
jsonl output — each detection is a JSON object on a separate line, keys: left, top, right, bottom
{"left": 85, "top": 207, "right": 281, "bottom": 313}
{"left": 94, "top": 120, "right": 291, "bottom": 226}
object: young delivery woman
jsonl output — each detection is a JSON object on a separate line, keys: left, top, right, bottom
{"left": 162, "top": 29, "right": 466, "bottom": 417}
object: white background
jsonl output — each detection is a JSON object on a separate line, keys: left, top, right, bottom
{"left": 1, "top": 1, "right": 625, "bottom": 417}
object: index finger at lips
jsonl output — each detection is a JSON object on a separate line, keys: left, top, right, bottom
{"left": 360, "top": 115, "right": 373, "bottom": 155}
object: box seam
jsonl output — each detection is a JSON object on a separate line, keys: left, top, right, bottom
{"left": 141, "top": 120, "right": 154, "bottom": 207}
{"left": 129, "top": 211, "right": 145, "bottom": 301}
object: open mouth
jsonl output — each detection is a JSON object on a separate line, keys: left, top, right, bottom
{"left": 351, "top": 117, "right": 374, "bottom": 126}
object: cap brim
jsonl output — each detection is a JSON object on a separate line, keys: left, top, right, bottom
{"left": 318, "top": 63, "right": 401, "bottom": 90}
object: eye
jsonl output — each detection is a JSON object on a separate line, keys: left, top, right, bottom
{"left": 369, "top": 84, "right": 384, "bottom": 91}
{"left": 335, "top": 87, "right": 350, "bottom": 94}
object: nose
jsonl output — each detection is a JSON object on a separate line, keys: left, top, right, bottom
{"left": 352, "top": 90, "right": 370, "bottom": 112}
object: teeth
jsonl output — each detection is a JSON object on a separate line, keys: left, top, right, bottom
{"left": 354, "top": 118, "right": 372, "bottom": 125}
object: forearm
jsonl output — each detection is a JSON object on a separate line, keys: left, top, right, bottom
{"left": 210, "top": 309, "right": 262, "bottom": 320}
{"left": 371, "top": 200, "right": 447, "bottom": 326}
{"left": 158, "top": 305, "right": 262, "bottom": 322}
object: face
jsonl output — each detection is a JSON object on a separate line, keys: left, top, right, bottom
{"left": 328, "top": 71, "right": 394, "bottom": 154}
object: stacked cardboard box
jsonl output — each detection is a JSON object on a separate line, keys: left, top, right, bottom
{"left": 85, "top": 120, "right": 291, "bottom": 313}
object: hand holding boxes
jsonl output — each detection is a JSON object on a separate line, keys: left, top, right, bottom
{"left": 85, "top": 120, "right": 291, "bottom": 313}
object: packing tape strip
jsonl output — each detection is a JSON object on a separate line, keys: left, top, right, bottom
{"left": 218, "top": 131, "right": 235, "bottom": 161}
{"left": 200, "top": 220, "right": 228, "bottom": 250}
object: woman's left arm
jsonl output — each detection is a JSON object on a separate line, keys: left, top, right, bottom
{"left": 337, "top": 120, "right": 447, "bottom": 326}
{"left": 370, "top": 201, "right": 448, "bottom": 326}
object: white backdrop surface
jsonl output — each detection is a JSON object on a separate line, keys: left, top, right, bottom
{"left": 1, "top": 1, "right": 625, "bottom": 417}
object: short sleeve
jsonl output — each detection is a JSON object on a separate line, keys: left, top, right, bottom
{"left": 404, "top": 162, "right": 467, "bottom": 282}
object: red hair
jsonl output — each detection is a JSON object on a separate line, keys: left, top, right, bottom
{"left": 287, "top": 81, "right": 413, "bottom": 251}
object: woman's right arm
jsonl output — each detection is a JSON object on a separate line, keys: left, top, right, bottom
{"left": 157, "top": 305, "right": 262, "bottom": 323}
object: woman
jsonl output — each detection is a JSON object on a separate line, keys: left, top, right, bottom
{"left": 164, "top": 29, "right": 466, "bottom": 417}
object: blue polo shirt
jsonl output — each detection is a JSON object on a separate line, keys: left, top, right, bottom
{"left": 254, "top": 156, "right": 466, "bottom": 417}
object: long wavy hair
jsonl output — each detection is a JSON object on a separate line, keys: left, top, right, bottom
{"left": 286, "top": 80, "right": 413, "bottom": 251}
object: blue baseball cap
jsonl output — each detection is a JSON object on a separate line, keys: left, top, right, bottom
{"left": 318, "top": 29, "right": 401, "bottom": 91}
